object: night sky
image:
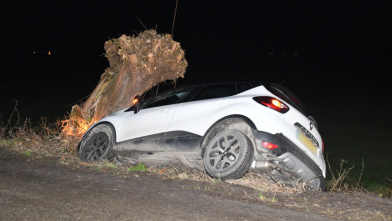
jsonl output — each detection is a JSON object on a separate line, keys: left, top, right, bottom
{"left": 0, "top": 1, "right": 389, "bottom": 122}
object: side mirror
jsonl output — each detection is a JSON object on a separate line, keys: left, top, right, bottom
{"left": 133, "top": 95, "right": 143, "bottom": 114}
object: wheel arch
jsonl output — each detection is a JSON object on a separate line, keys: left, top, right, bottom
{"left": 200, "top": 115, "right": 258, "bottom": 156}
{"left": 77, "top": 121, "right": 118, "bottom": 153}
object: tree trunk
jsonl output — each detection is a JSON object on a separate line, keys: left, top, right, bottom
{"left": 62, "top": 30, "right": 187, "bottom": 139}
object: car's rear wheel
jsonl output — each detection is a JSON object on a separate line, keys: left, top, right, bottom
{"left": 203, "top": 130, "right": 253, "bottom": 180}
{"left": 80, "top": 124, "right": 115, "bottom": 161}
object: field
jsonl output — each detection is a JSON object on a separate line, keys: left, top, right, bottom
{"left": 304, "top": 83, "right": 392, "bottom": 196}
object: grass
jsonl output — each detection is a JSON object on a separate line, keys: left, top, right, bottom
{"left": 0, "top": 139, "right": 16, "bottom": 149}
{"left": 21, "top": 150, "right": 32, "bottom": 157}
{"left": 127, "top": 163, "right": 147, "bottom": 171}
{"left": 0, "top": 103, "right": 79, "bottom": 164}
{"left": 258, "top": 191, "right": 277, "bottom": 203}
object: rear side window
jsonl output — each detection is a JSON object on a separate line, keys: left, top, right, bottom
{"left": 192, "top": 84, "right": 236, "bottom": 101}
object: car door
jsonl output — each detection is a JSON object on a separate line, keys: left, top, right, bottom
{"left": 117, "top": 89, "right": 194, "bottom": 144}
{"left": 165, "top": 83, "right": 237, "bottom": 140}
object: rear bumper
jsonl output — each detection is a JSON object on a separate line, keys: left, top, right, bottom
{"left": 253, "top": 130, "right": 326, "bottom": 190}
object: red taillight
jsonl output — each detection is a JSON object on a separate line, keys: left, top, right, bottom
{"left": 262, "top": 141, "right": 279, "bottom": 150}
{"left": 322, "top": 141, "right": 324, "bottom": 154}
{"left": 253, "top": 97, "right": 289, "bottom": 113}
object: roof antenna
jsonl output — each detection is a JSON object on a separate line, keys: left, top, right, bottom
{"left": 280, "top": 79, "right": 285, "bottom": 85}
{"left": 172, "top": 0, "right": 179, "bottom": 38}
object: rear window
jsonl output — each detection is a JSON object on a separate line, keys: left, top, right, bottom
{"left": 192, "top": 84, "right": 236, "bottom": 101}
{"left": 269, "top": 83, "right": 309, "bottom": 116}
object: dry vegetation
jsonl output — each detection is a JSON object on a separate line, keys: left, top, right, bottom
{"left": 0, "top": 103, "right": 79, "bottom": 157}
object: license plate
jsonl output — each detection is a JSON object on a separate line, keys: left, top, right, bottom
{"left": 294, "top": 123, "right": 319, "bottom": 155}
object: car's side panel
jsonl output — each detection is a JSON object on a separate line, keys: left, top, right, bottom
{"left": 117, "top": 104, "right": 180, "bottom": 142}
{"left": 166, "top": 97, "right": 236, "bottom": 137}
{"left": 116, "top": 132, "right": 164, "bottom": 152}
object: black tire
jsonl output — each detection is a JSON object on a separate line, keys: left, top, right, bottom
{"left": 203, "top": 130, "right": 253, "bottom": 180}
{"left": 79, "top": 124, "right": 115, "bottom": 161}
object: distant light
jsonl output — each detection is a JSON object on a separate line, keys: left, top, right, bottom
{"left": 33, "top": 52, "right": 36, "bottom": 54}
{"left": 282, "top": 52, "right": 284, "bottom": 55}
{"left": 295, "top": 52, "right": 297, "bottom": 56}
{"left": 48, "top": 51, "right": 51, "bottom": 55}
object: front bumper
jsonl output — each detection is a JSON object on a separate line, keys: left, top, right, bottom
{"left": 253, "top": 130, "right": 326, "bottom": 190}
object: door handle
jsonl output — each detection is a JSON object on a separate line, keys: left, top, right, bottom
{"left": 161, "top": 108, "right": 169, "bottom": 114}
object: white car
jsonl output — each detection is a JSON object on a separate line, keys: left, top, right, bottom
{"left": 78, "top": 82, "right": 326, "bottom": 189}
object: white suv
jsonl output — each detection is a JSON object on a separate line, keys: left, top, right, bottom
{"left": 78, "top": 82, "right": 326, "bottom": 190}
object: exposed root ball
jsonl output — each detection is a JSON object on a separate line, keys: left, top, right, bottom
{"left": 62, "top": 30, "right": 188, "bottom": 139}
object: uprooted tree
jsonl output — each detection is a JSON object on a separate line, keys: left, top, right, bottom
{"left": 62, "top": 30, "right": 187, "bottom": 139}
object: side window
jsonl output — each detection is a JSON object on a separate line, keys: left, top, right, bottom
{"left": 192, "top": 84, "right": 236, "bottom": 101}
{"left": 143, "top": 90, "right": 192, "bottom": 109}
{"left": 237, "top": 83, "right": 252, "bottom": 93}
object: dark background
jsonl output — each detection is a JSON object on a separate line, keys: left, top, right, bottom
{"left": 1, "top": 1, "right": 389, "bottom": 121}
{"left": 0, "top": 1, "right": 391, "bottom": 189}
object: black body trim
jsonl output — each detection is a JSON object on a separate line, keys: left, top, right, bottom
{"left": 124, "top": 106, "right": 135, "bottom": 112}
{"left": 161, "top": 131, "right": 202, "bottom": 152}
{"left": 115, "top": 131, "right": 202, "bottom": 152}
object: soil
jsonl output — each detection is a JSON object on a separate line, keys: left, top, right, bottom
{"left": 1, "top": 147, "right": 391, "bottom": 221}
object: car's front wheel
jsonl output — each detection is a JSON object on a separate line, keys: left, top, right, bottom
{"left": 79, "top": 124, "right": 115, "bottom": 161}
{"left": 203, "top": 130, "right": 253, "bottom": 180}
